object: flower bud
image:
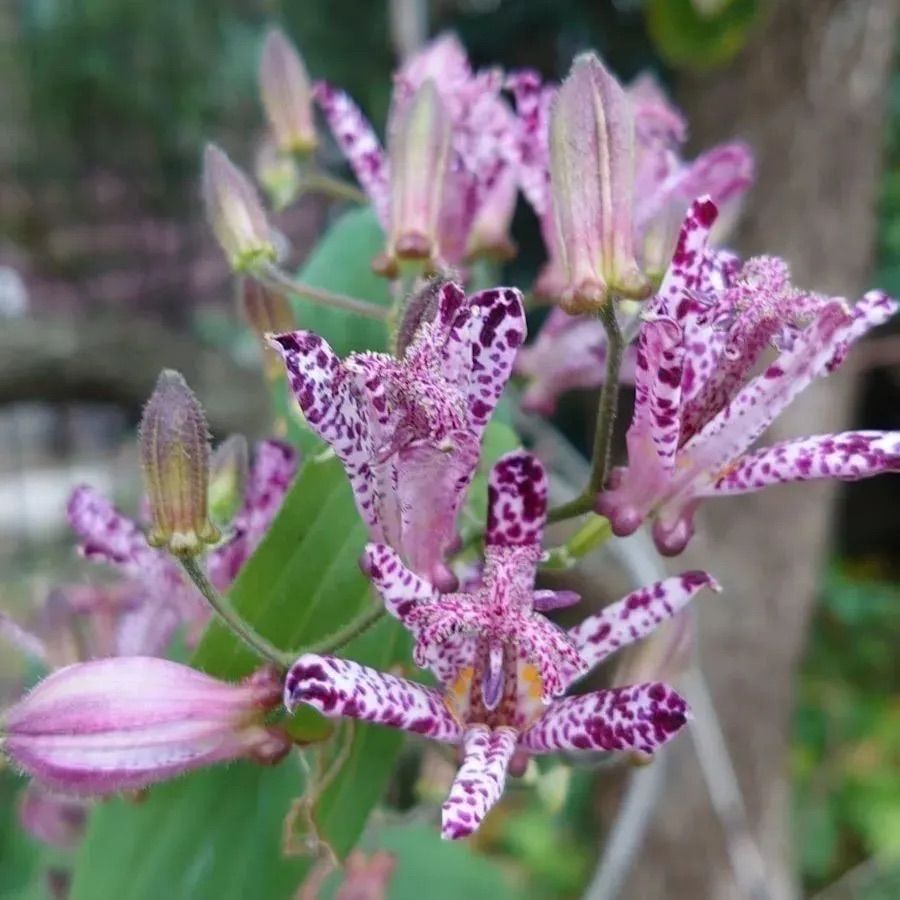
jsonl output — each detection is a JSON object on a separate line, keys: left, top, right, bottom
{"left": 240, "top": 278, "right": 296, "bottom": 380}
{"left": 203, "top": 144, "right": 276, "bottom": 272}
{"left": 209, "top": 434, "right": 249, "bottom": 527}
{"left": 259, "top": 28, "right": 317, "bottom": 156}
{"left": 255, "top": 141, "right": 302, "bottom": 212}
{"left": 0, "top": 658, "right": 291, "bottom": 795}
{"left": 550, "top": 54, "right": 650, "bottom": 313}
{"left": 376, "top": 79, "right": 451, "bottom": 277}
{"left": 140, "top": 370, "right": 220, "bottom": 556}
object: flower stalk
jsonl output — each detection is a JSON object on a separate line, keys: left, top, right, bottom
{"left": 547, "top": 300, "right": 625, "bottom": 523}
{"left": 257, "top": 263, "right": 388, "bottom": 321}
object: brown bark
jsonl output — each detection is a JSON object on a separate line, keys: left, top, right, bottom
{"left": 622, "top": 2, "right": 898, "bottom": 898}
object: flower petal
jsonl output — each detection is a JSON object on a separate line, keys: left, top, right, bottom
{"left": 703, "top": 431, "right": 900, "bottom": 495}
{"left": 268, "top": 332, "right": 384, "bottom": 540}
{"left": 441, "top": 726, "right": 518, "bottom": 840}
{"left": 284, "top": 654, "right": 462, "bottom": 742}
{"left": 485, "top": 450, "right": 547, "bottom": 548}
{"left": 520, "top": 683, "right": 689, "bottom": 754}
{"left": 362, "top": 543, "right": 438, "bottom": 627}
{"left": 208, "top": 439, "right": 298, "bottom": 591}
{"left": 313, "top": 82, "right": 389, "bottom": 225}
{"left": 568, "top": 572, "right": 719, "bottom": 676}
{"left": 465, "top": 288, "right": 526, "bottom": 433}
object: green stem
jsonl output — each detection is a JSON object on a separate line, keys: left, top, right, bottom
{"left": 541, "top": 515, "right": 613, "bottom": 570}
{"left": 296, "top": 171, "right": 367, "bottom": 205}
{"left": 306, "top": 603, "right": 386, "bottom": 655}
{"left": 258, "top": 263, "right": 388, "bottom": 321}
{"left": 547, "top": 301, "right": 624, "bottom": 524}
{"left": 179, "top": 556, "right": 294, "bottom": 670}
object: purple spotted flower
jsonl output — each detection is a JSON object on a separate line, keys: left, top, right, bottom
{"left": 597, "top": 197, "right": 900, "bottom": 555}
{"left": 507, "top": 64, "right": 752, "bottom": 302}
{"left": 314, "top": 33, "right": 517, "bottom": 274}
{"left": 269, "top": 282, "right": 525, "bottom": 590}
{"left": 284, "top": 451, "right": 718, "bottom": 839}
{"left": 67, "top": 439, "right": 298, "bottom": 654}
{"left": 515, "top": 307, "right": 638, "bottom": 415}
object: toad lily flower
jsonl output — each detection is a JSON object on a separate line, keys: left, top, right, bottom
{"left": 314, "top": 33, "right": 517, "bottom": 274}
{"left": 67, "top": 439, "right": 298, "bottom": 655}
{"left": 269, "top": 281, "right": 525, "bottom": 590}
{"left": 284, "top": 450, "right": 718, "bottom": 839}
{"left": 597, "top": 197, "right": 900, "bottom": 555}
{"left": 1, "top": 658, "right": 290, "bottom": 795}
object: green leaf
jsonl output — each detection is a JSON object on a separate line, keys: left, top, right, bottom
{"left": 291, "top": 206, "right": 391, "bottom": 356}
{"left": 320, "top": 824, "right": 513, "bottom": 900}
{"left": 0, "top": 772, "right": 55, "bottom": 900}
{"left": 646, "top": 0, "right": 761, "bottom": 70}
{"left": 70, "top": 761, "right": 308, "bottom": 900}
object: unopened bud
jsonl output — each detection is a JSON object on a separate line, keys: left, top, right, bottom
{"left": 140, "top": 370, "right": 219, "bottom": 556}
{"left": 255, "top": 141, "right": 302, "bottom": 212}
{"left": 0, "top": 658, "right": 291, "bottom": 795}
{"left": 465, "top": 167, "right": 518, "bottom": 262}
{"left": 259, "top": 28, "right": 317, "bottom": 156}
{"left": 240, "top": 279, "right": 295, "bottom": 380}
{"left": 550, "top": 54, "right": 650, "bottom": 313}
{"left": 209, "top": 434, "right": 249, "bottom": 526}
{"left": 375, "top": 79, "right": 451, "bottom": 277}
{"left": 203, "top": 144, "right": 276, "bottom": 272}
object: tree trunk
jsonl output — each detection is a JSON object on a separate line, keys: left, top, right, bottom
{"left": 623, "top": 2, "right": 897, "bottom": 897}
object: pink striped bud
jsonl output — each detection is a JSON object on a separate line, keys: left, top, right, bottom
{"left": 259, "top": 28, "right": 317, "bottom": 156}
{"left": 140, "top": 370, "right": 220, "bottom": 556}
{"left": 203, "top": 144, "right": 276, "bottom": 272}
{"left": 550, "top": 54, "right": 650, "bottom": 313}
{"left": 1, "top": 658, "right": 290, "bottom": 795}
{"left": 375, "top": 79, "right": 451, "bottom": 277}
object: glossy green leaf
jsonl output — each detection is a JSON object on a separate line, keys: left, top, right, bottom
{"left": 646, "top": 0, "right": 761, "bottom": 70}
{"left": 290, "top": 206, "right": 390, "bottom": 356}
{"left": 320, "top": 824, "right": 512, "bottom": 900}
{"left": 70, "top": 761, "right": 308, "bottom": 900}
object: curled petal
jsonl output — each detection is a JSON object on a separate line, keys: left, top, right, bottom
{"left": 568, "top": 571, "right": 719, "bottom": 677}
{"left": 485, "top": 450, "right": 547, "bottom": 548}
{"left": 520, "top": 682, "right": 689, "bottom": 754}
{"left": 704, "top": 431, "right": 900, "bottom": 495}
{"left": 441, "top": 726, "right": 517, "bottom": 840}
{"left": 284, "top": 654, "right": 462, "bottom": 743}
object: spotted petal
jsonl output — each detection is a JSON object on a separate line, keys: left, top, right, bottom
{"left": 486, "top": 450, "right": 547, "bottom": 548}
{"left": 269, "top": 332, "right": 384, "bottom": 540}
{"left": 284, "top": 654, "right": 462, "bottom": 742}
{"left": 313, "top": 81, "right": 389, "bottom": 225}
{"left": 465, "top": 288, "right": 526, "bottom": 433}
{"left": 520, "top": 683, "right": 689, "bottom": 755}
{"left": 441, "top": 726, "right": 518, "bottom": 840}
{"left": 362, "top": 543, "right": 438, "bottom": 627}
{"left": 568, "top": 572, "right": 719, "bottom": 678}
{"left": 704, "top": 431, "right": 900, "bottom": 495}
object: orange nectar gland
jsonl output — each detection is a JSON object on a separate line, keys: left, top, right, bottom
{"left": 140, "top": 370, "right": 220, "bottom": 557}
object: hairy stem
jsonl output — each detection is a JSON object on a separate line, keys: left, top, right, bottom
{"left": 258, "top": 264, "right": 388, "bottom": 321}
{"left": 547, "top": 301, "right": 624, "bottom": 523}
{"left": 180, "top": 555, "right": 294, "bottom": 670}
{"left": 296, "top": 171, "right": 367, "bottom": 205}
{"left": 306, "top": 603, "right": 386, "bottom": 655}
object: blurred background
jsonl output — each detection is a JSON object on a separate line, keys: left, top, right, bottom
{"left": 0, "top": 0, "right": 898, "bottom": 897}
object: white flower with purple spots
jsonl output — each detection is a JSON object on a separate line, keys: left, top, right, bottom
{"left": 596, "top": 197, "right": 900, "bottom": 555}
{"left": 313, "top": 33, "right": 518, "bottom": 274}
{"left": 67, "top": 440, "right": 298, "bottom": 654}
{"left": 284, "top": 450, "right": 718, "bottom": 839}
{"left": 269, "top": 281, "right": 525, "bottom": 590}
